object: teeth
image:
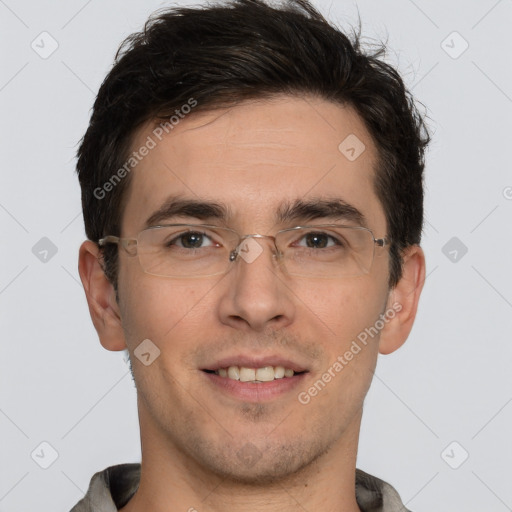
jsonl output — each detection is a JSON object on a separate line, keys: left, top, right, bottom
{"left": 255, "top": 366, "right": 274, "bottom": 382}
{"left": 239, "top": 367, "right": 256, "bottom": 382}
{"left": 274, "top": 366, "right": 285, "bottom": 379}
{"left": 227, "top": 366, "right": 240, "bottom": 380}
{"left": 216, "top": 365, "right": 297, "bottom": 382}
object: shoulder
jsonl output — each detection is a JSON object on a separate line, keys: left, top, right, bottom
{"left": 355, "top": 468, "right": 412, "bottom": 512}
{"left": 69, "top": 463, "right": 141, "bottom": 512}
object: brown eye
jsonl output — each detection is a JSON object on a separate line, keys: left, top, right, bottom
{"left": 179, "top": 232, "right": 205, "bottom": 248}
{"left": 304, "top": 233, "right": 330, "bottom": 248}
{"left": 166, "top": 231, "right": 215, "bottom": 249}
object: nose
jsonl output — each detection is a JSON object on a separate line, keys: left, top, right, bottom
{"left": 216, "top": 236, "right": 295, "bottom": 332}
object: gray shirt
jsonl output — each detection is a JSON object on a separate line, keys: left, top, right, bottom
{"left": 70, "top": 464, "right": 411, "bottom": 511}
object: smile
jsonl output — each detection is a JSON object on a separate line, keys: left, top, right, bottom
{"left": 211, "top": 365, "right": 299, "bottom": 382}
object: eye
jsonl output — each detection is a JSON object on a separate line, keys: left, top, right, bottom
{"left": 170, "top": 231, "right": 215, "bottom": 249}
{"left": 297, "top": 232, "right": 340, "bottom": 249}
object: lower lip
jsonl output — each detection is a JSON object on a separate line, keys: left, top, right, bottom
{"left": 202, "top": 371, "right": 308, "bottom": 402}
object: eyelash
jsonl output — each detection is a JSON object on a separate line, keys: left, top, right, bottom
{"left": 166, "top": 230, "right": 345, "bottom": 249}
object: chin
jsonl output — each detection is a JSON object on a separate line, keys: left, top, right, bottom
{"left": 188, "top": 436, "right": 330, "bottom": 486}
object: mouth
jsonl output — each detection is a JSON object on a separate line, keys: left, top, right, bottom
{"left": 201, "top": 357, "right": 309, "bottom": 401}
{"left": 203, "top": 365, "right": 306, "bottom": 382}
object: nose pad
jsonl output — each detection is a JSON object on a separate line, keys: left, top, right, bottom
{"left": 229, "top": 235, "right": 280, "bottom": 267}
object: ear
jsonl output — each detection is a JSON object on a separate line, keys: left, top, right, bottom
{"left": 78, "top": 240, "right": 127, "bottom": 351}
{"left": 378, "top": 245, "right": 426, "bottom": 355}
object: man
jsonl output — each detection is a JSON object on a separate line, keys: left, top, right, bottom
{"left": 73, "top": 0, "right": 429, "bottom": 510}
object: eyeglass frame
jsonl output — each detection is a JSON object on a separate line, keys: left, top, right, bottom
{"left": 98, "top": 223, "right": 390, "bottom": 278}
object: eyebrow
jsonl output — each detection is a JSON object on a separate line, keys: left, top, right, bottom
{"left": 144, "top": 195, "right": 367, "bottom": 229}
{"left": 276, "top": 198, "right": 367, "bottom": 227}
{"left": 144, "top": 196, "right": 230, "bottom": 228}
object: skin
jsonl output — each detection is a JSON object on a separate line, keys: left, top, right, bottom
{"left": 79, "top": 95, "right": 425, "bottom": 512}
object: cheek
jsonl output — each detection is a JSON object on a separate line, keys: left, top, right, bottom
{"left": 298, "top": 277, "right": 388, "bottom": 348}
{"left": 300, "top": 281, "right": 386, "bottom": 412}
{"left": 118, "top": 268, "right": 216, "bottom": 350}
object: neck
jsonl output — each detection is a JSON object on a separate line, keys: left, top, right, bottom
{"left": 120, "top": 403, "right": 363, "bottom": 512}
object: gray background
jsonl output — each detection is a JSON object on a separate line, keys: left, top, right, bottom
{"left": 1, "top": 0, "right": 511, "bottom": 510}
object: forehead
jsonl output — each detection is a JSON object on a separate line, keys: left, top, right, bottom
{"left": 121, "top": 95, "right": 385, "bottom": 234}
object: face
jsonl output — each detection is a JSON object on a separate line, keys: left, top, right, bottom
{"left": 116, "top": 96, "right": 392, "bottom": 483}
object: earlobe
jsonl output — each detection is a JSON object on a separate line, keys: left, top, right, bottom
{"left": 378, "top": 245, "right": 426, "bottom": 355}
{"left": 78, "top": 240, "right": 127, "bottom": 352}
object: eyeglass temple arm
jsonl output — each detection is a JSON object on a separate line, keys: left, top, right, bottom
{"left": 98, "top": 236, "right": 138, "bottom": 255}
{"left": 98, "top": 235, "right": 120, "bottom": 247}
{"left": 376, "top": 237, "right": 390, "bottom": 247}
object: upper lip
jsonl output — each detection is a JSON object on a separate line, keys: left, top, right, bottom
{"left": 201, "top": 354, "right": 309, "bottom": 373}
